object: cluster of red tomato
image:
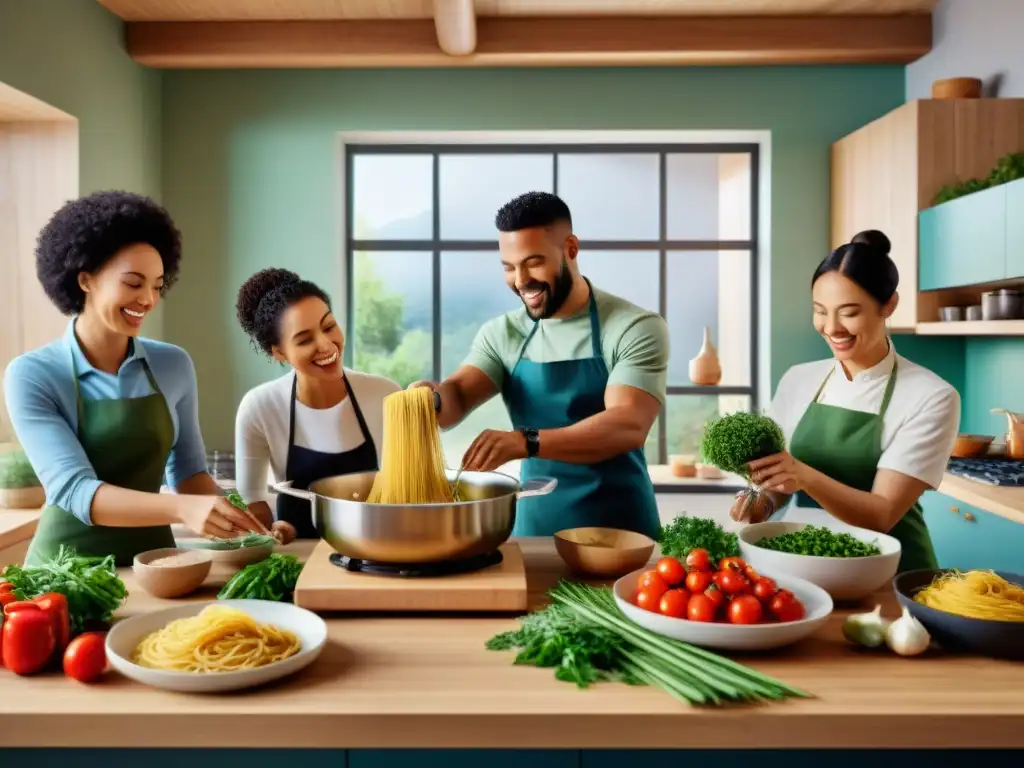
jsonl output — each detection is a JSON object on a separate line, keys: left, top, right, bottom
{"left": 1, "top": 583, "right": 107, "bottom": 682}
{"left": 632, "top": 549, "right": 807, "bottom": 625}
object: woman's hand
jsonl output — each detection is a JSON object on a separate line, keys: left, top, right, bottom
{"left": 728, "top": 492, "right": 774, "bottom": 524}
{"left": 176, "top": 495, "right": 267, "bottom": 539}
{"left": 747, "top": 451, "right": 807, "bottom": 495}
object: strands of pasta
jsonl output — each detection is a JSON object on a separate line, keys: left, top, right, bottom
{"left": 366, "top": 387, "right": 455, "bottom": 505}
{"left": 914, "top": 569, "right": 1024, "bottom": 622}
{"left": 132, "top": 605, "right": 302, "bottom": 673}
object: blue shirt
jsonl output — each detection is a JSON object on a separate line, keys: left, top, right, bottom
{"left": 3, "top": 319, "right": 209, "bottom": 525}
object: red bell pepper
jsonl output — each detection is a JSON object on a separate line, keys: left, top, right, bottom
{"left": 32, "top": 592, "right": 70, "bottom": 656}
{"left": 2, "top": 601, "right": 55, "bottom": 675}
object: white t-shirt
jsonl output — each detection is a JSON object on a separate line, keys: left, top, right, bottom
{"left": 767, "top": 340, "right": 960, "bottom": 503}
{"left": 234, "top": 369, "right": 401, "bottom": 504}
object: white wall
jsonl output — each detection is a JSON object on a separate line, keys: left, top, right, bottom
{"left": 906, "top": 0, "right": 1024, "bottom": 99}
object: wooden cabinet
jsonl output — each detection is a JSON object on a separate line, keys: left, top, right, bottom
{"left": 831, "top": 98, "right": 1024, "bottom": 331}
{"left": 921, "top": 490, "right": 1024, "bottom": 572}
{"left": 918, "top": 182, "right": 1008, "bottom": 291}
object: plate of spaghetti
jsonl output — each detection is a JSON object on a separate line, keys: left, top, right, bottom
{"left": 893, "top": 568, "right": 1024, "bottom": 660}
{"left": 105, "top": 600, "right": 328, "bottom": 692}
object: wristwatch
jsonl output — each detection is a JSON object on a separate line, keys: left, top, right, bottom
{"left": 520, "top": 428, "right": 540, "bottom": 458}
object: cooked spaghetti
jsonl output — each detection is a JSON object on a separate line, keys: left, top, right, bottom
{"left": 132, "top": 605, "right": 302, "bottom": 673}
{"left": 914, "top": 569, "right": 1024, "bottom": 622}
{"left": 365, "top": 387, "right": 455, "bottom": 504}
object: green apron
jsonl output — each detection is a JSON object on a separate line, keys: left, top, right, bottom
{"left": 787, "top": 356, "right": 937, "bottom": 574}
{"left": 25, "top": 345, "right": 177, "bottom": 567}
{"left": 501, "top": 280, "right": 660, "bottom": 539}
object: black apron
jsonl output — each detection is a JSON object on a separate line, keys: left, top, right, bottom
{"left": 276, "top": 374, "right": 379, "bottom": 539}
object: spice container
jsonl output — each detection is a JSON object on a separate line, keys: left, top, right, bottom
{"left": 965, "top": 305, "right": 983, "bottom": 321}
{"left": 982, "top": 291, "right": 1002, "bottom": 320}
{"left": 669, "top": 454, "right": 697, "bottom": 478}
{"left": 997, "top": 288, "right": 1023, "bottom": 320}
{"left": 938, "top": 306, "right": 963, "bottom": 322}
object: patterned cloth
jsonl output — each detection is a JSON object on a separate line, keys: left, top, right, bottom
{"left": 947, "top": 457, "right": 1024, "bottom": 486}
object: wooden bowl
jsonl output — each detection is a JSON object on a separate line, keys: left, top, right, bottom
{"left": 951, "top": 434, "right": 994, "bottom": 458}
{"left": 133, "top": 548, "right": 213, "bottom": 599}
{"left": 932, "top": 77, "right": 982, "bottom": 99}
{"left": 554, "top": 527, "right": 656, "bottom": 578}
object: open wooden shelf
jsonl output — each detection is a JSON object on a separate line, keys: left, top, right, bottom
{"left": 915, "top": 320, "right": 1024, "bottom": 336}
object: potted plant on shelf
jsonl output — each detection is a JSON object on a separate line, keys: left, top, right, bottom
{"left": 0, "top": 449, "right": 45, "bottom": 509}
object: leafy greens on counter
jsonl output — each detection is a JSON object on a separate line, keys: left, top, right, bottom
{"left": 658, "top": 516, "right": 739, "bottom": 565}
{"left": 217, "top": 553, "right": 304, "bottom": 602}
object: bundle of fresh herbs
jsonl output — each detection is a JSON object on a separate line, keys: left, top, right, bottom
{"left": 218, "top": 553, "right": 304, "bottom": 601}
{"left": 700, "top": 410, "right": 786, "bottom": 519}
{"left": 0, "top": 545, "right": 128, "bottom": 634}
{"left": 487, "top": 581, "right": 809, "bottom": 706}
{"left": 658, "top": 516, "right": 739, "bottom": 564}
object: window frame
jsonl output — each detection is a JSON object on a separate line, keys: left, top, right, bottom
{"left": 342, "top": 137, "right": 763, "bottom": 466}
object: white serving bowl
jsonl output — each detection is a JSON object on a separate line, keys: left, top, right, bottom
{"left": 105, "top": 599, "right": 328, "bottom": 693}
{"left": 737, "top": 521, "right": 901, "bottom": 601}
{"left": 613, "top": 568, "right": 832, "bottom": 651}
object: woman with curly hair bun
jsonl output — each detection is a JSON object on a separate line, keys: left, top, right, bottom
{"left": 3, "top": 190, "right": 267, "bottom": 566}
{"left": 234, "top": 268, "right": 399, "bottom": 539}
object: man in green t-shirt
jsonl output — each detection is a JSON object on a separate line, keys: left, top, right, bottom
{"left": 410, "top": 191, "right": 668, "bottom": 538}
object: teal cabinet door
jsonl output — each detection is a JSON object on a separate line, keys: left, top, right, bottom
{"left": 919, "top": 185, "right": 1007, "bottom": 291}
{"left": 1006, "top": 178, "right": 1024, "bottom": 280}
{"left": 350, "top": 751, "right": 579, "bottom": 768}
{"left": 922, "top": 491, "right": 1024, "bottom": 573}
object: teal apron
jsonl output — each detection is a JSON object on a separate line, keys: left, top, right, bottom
{"left": 786, "top": 356, "right": 937, "bottom": 574}
{"left": 502, "top": 281, "right": 660, "bottom": 539}
{"left": 25, "top": 344, "right": 177, "bottom": 567}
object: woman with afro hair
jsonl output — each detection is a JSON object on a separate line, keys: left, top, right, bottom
{"left": 3, "top": 190, "right": 267, "bottom": 566}
{"left": 233, "top": 268, "right": 399, "bottom": 538}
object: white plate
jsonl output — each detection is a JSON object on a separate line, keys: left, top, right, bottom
{"left": 738, "top": 521, "right": 901, "bottom": 601}
{"left": 613, "top": 568, "right": 833, "bottom": 651}
{"left": 105, "top": 599, "right": 328, "bottom": 693}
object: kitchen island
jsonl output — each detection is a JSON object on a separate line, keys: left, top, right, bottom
{"left": 1, "top": 538, "right": 1023, "bottom": 755}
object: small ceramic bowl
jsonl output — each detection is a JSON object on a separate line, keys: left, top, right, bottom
{"left": 951, "top": 434, "right": 994, "bottom": 459}
{"left": 176, "top": 538, "right": 274, "bottom": 569}
{"left": 133, "top": 547, "right": 213, "bottom": 599}
{"left": 554, "top": 527, "right": 656, "bottom": 578}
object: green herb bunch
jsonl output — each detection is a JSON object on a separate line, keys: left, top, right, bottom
{"left": 755, "top": 525, "right": 881, "bottom": 558}
{"left": 218, "top": 553, "right": 304, "bottom": 602}
{"left": 699, "top": 411, "right": 785, "bottom": 479}
{"left": 932, "top": 151, "right": 1024, "bottom": 205}
{"left": 658, "top": 516, "right": 739, "bottom": 564}
{"left": 0, "top": 450, "right": 41, "bottom": 490}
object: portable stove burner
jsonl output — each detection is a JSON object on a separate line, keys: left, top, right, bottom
{"left": 328, "top": 549, "right": 504, "bottom": 578}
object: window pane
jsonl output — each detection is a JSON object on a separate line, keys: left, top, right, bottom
{"left": 439, "top": 154, "right": 553, "bottom": 240}
{"left": 666, "top": 153, "right": 752, "bottom": 241}
{"left": 557, "top": 153, "right": 659, "bottom": 240}
{"left": 666, "top": 250, "right": 751, "bottom": 387}
{"left": 644, "top": 415, "right": 661, "bottom": 466}
{"left": 579, "top": 250, "right": 659, "bottom": 314}
{"left": 351, "top": 155, "right": 433, "bottom": 240}
{"left": 441, "top": 397, "right": 514, "bottom": 472}
{"left": 667, "top": 395, "right": 751, "bottom": 459}
{"left": 440, "top": 251, "right": 520, "bottom": 379}
{"left": 351, "top": 251, "right": 432, "bottom": 387}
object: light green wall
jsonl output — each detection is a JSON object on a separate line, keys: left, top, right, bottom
{"left": 0, "top": 0, "right": 164, "bottom": 336}
{"left": 161, "top": 66, "right": 933, "bottom": 449}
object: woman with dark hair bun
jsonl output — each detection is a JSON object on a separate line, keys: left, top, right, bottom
{"left": 234, "top": 268, "right": 399, "bottom": 538}
{"left": 4, "top": 191, "right": 267, "bottom": 566}
{"left": 730, "top": 230, "right": 961, "bottom": 573}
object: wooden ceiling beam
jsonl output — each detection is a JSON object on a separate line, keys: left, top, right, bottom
{"left": 124, "top": 14, "right": 932, "bottom": 68}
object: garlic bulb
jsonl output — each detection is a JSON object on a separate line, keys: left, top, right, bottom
{"left": 842, "top": 604, "right": 890, "bottom": 648}
{"left": 884, "top": 606, "right": 931, "bottom": 656}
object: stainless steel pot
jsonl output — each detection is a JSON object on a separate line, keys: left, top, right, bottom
{"left": 273, "top": 470, "right": 557, "bottom": 563}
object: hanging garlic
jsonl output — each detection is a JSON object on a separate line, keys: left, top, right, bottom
{"left": 842, "top": 604, "right": 891, "bottom": 648}
{"left": 884, "top": 606, "right": 931, "bottom": 656}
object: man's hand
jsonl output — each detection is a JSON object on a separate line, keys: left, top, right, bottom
{"left": 407, "top": 380, "right": 438, "bottom": 392}
{"left": 461, "top": 430, "right": 528, "bottom": 472}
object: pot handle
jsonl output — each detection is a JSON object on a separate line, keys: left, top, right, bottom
{"left": 516, "top": 477, "right": 558, "bottom": 500}
{"left": 272, "top": 480, "right": 316, "bottom": 503}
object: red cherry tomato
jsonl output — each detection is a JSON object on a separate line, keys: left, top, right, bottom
{"left": 635, "top": 587, "right": 663, "bottom": 612}
{"left": 63, "top": 631, "right": 107, "bottom": 683}
{"left": 728, "top": 595, "right": 763, "bottom": 625}
{"left": 771, "top": 594, "right": 806, "bottom": 623}
{"left": 744, "top": 565, "right": 761, "bottom": 583}
{"left": 719, "top": 556, "right": 746, "bottom": 572}
{"left": 717, "top": 570, "right": 747, "bottom": 595}
{"left": 685, "top": 548, "right": 711, "bottom": 572}
{"left": 752, "top": 577, "right": 778, "bottom": 602}
{"left": 639, "top": 569, "right": 668, "bottom": 591}
{"left": 704, "top": 584, "right": 726, "bottom": 609}
{"left": 685, "top": 570, "right": 713, "bottom": 594}
{"left": 656, "top": 557, "right": 685, "bottom": 586}
{"left": 658, "top": 588, "right": 690, "bottom": 619}
{"left": 0, "top": 582, "right": 14, "bottom": 594}
{"left": 687, "top": 593, "right": 717, "bottom": 623}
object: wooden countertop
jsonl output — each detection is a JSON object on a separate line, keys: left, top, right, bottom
{"left": 938, "top": 472, "right": 1024, "bottom": 524}
{"left": 1, "top": 538, "right": 1024, "bottom": 750}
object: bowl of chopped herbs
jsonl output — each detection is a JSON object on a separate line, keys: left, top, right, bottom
{"left": 738, "top": 521, "right": 901, "bottom": 601}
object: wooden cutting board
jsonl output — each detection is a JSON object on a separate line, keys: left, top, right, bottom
{"left": 293, "top": 540, "right": 529, "bottom": 613}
